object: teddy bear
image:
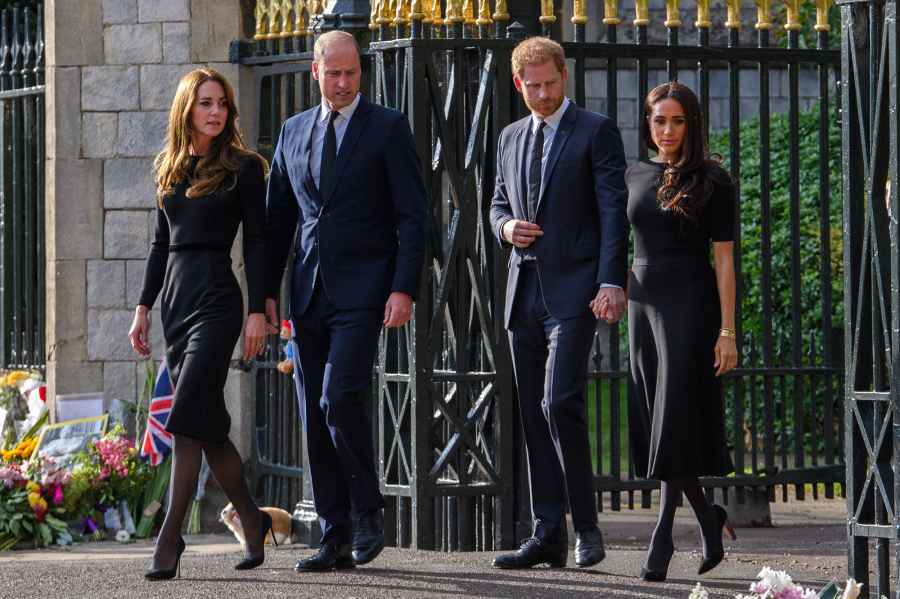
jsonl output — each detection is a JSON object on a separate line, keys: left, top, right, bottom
{"left": 276, "top": 319, "right": 295, "bottom": 374}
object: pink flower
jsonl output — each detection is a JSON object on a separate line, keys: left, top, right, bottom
{"left": 51, "top": 484, "right": 64, "bottom": 505}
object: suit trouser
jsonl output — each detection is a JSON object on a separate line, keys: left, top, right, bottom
{"left": 508, "top": 265, "right": 598, "bottom": 541}
{"left": 292, "top": 283, "right": 386, "bottom": 545}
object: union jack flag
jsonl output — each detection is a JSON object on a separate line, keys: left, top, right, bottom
{"left": 140, "top": 361, "right": 174, "bottom": 466}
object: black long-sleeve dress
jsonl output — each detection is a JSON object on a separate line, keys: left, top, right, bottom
{"left": 138, "top": 154, "right": 266, "bottom": 443}
{"left": 626, "top": 159, "right": 735, "bottom": 479}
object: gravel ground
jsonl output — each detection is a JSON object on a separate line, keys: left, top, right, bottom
{"left": 0, "top": 497, "right": 853, "bottom": 599}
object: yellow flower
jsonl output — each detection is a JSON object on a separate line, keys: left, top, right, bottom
{"left": 3, "top": 371, "right": 30, "bottom": 387}
{"left": 26, "top": 481, "right": 40, "bottom": 494}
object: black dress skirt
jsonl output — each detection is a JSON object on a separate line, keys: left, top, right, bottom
{"left": 625, "top": 160, "right": 735, "bottom": 479}
{"left": 138, "top": 154, "right": 267, "bottom": 443}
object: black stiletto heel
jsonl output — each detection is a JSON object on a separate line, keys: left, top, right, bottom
{"left": 145, "top": 536, "right": 186, "bottom": 581}
{"left": 698, "top": 505, "right": 736, "bottom": 575}
{"left": 235, "top": 511, "right": 275, "bottom": 570}
{"left": 640, "top": 539, "right": 675, "bottom": 582}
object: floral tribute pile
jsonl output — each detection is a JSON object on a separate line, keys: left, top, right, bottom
{"left": 689, "top": 570, "right": 865, "bottom": 599}
{"left": 0, "top": 369, "right": 158, "bottom": 550}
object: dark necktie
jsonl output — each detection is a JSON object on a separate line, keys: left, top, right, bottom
{"left": 527, "top": 121, "right": 546, "bottom": 222}
{"left": 319, "top": 109, "right": 340, "bottom": 199}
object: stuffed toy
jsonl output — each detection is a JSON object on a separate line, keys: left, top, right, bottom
{"left": 220, "top": 503, "right": 293, "bottom": 547}
{"left": 276, "top": 319, "right": 295, "bottom": 374}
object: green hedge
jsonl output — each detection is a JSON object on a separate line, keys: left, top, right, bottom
{"left": 709, "top": 103, "right": 843, "bottom": 362}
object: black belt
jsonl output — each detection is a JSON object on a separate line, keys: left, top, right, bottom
{"left": 168, "top": 243, "right": 230, "bottom": 252}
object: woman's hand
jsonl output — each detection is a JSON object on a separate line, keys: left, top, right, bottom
{"left": 128, "top": 306, "right": 151, "bottom": 358}
{"left": 243, "top": 313, "right": 273, "bottom": 361}
{"left": 714, "top": 335, "right": 738, "bottom": 377}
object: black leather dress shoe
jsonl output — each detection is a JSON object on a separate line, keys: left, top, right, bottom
{"left": 352, "top": 510, "right": 385, "bottom": 565}
{"left": 294, "top": 541, "right": 355, "bottom": 572}
{"left": 492, "top": 537, "right": 568, "bottom": 569}
{"left": 574, "top": 528, "right": 606, "bottom": 567}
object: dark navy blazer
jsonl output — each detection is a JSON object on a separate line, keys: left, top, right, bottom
{"left": 265, "top": 96, "right": 426, "bottom": 316}
{"left": 489, "top": 102, "right": 628, "bottom": 328}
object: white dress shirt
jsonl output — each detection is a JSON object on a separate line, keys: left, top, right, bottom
{"left": 310, "top": 92, "right": 362, "bottom": 189}
{"left": 525, "top": 96, "right": 570, "bottom": 198}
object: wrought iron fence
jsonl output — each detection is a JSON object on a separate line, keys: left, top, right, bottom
{"left": 0, "top": 4, "right": 44, "bottom": 370}
{"left": 839, "top": 0, "right": 899, "bottom": 596}
{"left": 238, "top": 0, "right": 845, "bottom": 552}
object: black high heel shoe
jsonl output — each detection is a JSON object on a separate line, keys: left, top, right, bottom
{"left": 145, "top": 536, "right": 186, "bottom": 581}
{"left": 697, "top": 504, "right": 737, "bottom": 575}
{"left": 640, "top": 538, "right": 675, "bottom": 582}
{"left": 235, "top": 510, "right": 277, "bottom": 570}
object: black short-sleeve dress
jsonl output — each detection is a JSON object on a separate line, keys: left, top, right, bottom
{"left": 138, "top": 154, "right": 266, "bottom": 443}
{"left": 625, "top": 159, "right": 735, "bottom": 479}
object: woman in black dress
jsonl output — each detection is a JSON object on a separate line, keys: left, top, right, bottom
{"left": 128, "top": 68, "right": 276, "bottom": 579}
{"left": 605, "top": 81, "right": 739, "bottom": 581}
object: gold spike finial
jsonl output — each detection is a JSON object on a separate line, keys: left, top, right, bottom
{"left": 267, "top": 0, "right": 282, "bottom": 38}
{"left": 572, "top": 0, "right": 588, "bottom": 25}
{"left": 254, "top": 0, "right": 269, "bottom": 40}
{"left": 784, "top": 0, "right": 802, "bottom": 30}
{"left": 370, "top": 0, "right": 380, "bottom": 29}
{"left": 539, "top": 0, "right": 556, "bottom": 24}
{"left": 431, "top": 0, "right": 443, "bottom": 25}
{"left": 378, "top": 0, "right": 393, "bottom": 24}
{"left": 477, "top": 0, "right": 493, "bottom": 26}
{"left": 603, "top": 0, "right": 620, "bottom": 25}
{"left": 754, "top": 0, "right": 772, "bottom": 29}
{"left": 725, "top": 0, "right": 741, "bottom": 28}
{"left": 814, "top": 0, "right": 832, "bottom": 31}
{"left": 664, "top": 0, "right": 681, "bottom": 27}
{"left": 447, "top": 0, "right": 464, "bottom": 23}
{"left": 634, "top": 0, "right": 649, "bottom": 26}
{"left": 463, "top": 0, "right": 476, "bottom": 25}
{"left": 493, "top": 0, "right": 509, "bottom": 21}
{"left": 695, "top": 0, "right": 711, "bottom": 27}
{"left": 394, "top": 0, "right": 411, "bottom": 25}
{"left": 279, "top": 0, "right": 294, "bottom": 38}
{"left": 295, "top": 0, "right": 309, "bottom": 35}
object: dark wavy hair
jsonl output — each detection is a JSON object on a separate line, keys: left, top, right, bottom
{"left": 642, "top": 81, "right": 726, "bottom": 224}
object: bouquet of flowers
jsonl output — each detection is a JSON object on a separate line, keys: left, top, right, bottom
{"left": 0, "top": 456, "right": 73, "bottom": 550}
{"left": 689, "top": 572, "right": 865, "bottom": 599}
{"left": 64, "top": 426, "right": 151, "bottom": 528}
{"left": 0, "top": 370, "right": 37, "bottom": 449}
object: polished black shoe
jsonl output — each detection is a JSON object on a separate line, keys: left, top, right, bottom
{"left": 145, "top": 536, "right": 186, "bottom": 581}
{"left": 697, "top": 504, "right": 737, "bottom": 575}
{"left": 640, "top": 538, "right": 675, "bottom": 582}
{"left": 294, "top": 541, "right": 355, "bottom": 572}
{"left": 351, "top": 510, "right": 385, "bottom": 566}
{"left": 235, "top": 510, "right": 277, "bottom": 571}
{"left": 574, "top": 528, "right": 606, "bottom": 567}
{"left": 492, "top": 537, "right": 568, "bottom": 569}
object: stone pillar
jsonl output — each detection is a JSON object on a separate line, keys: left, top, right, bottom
{"left": 45, "top": 0, "right": 256, "bottom": 465}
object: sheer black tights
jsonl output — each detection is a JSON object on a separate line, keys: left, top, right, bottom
{"left": 152, "top": 434, "right": 263, "bottom": 571}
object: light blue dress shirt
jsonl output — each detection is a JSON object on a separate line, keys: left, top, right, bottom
{"left": 309, "top": 92, "right": 362, "bottom": 189}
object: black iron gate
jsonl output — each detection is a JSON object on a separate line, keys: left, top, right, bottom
{"left": 839, "top": 0, "right": 900, "bottom": 596}
{"left": 239, "top": 0, "right": 846, "bottom": 553}
{"left": 0, "top": 4, "right": 43, "bottom": 370}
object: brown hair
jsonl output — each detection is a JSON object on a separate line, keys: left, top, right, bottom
{"left": 511, "top": 36, "right": 566, "bottom": 79}
{"left": 642, "top": 81, "right": 726, "bottom": 224}
{"left": 154, "top": 67, "right": 266, "bottom": 206}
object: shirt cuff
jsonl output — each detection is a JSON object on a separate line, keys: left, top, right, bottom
{"left": 599, "top": 283, "right": 622, "bottom": 290}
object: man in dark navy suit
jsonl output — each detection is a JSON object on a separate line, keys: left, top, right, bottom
{"left": 265, "top": 30, "right": 426, "bottom": 572}
{"left": 489, "top": 37, "right": 628, "bottom": 569}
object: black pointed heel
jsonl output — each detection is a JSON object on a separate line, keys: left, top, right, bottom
{"left": 698, "top": 505, "right": 735, "bottom": 575}
{"left": 640, "top": 539, "right": 674, "bottom": 582}
{"left": 235, "top": 511, "right": 275, "bottom": 571}
{"left": 145, "top": 536, "right": 186, "bottom": 581}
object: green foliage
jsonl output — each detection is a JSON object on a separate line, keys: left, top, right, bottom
{"left": 710, "top": 101, "right": 843, "bottom": 360}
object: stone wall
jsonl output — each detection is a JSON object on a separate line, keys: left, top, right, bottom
{"left": 45, "top": 0, "right": 256, "bottom": 457}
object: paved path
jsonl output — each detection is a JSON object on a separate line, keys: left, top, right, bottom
{"left": 0, "top": 497, "right": 852, "bottom": 599}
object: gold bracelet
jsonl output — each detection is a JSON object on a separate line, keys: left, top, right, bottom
{"left": 719, "top": 328, "right": 736, "bottom": 339}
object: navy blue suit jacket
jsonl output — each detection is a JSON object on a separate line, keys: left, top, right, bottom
{"left": 265, "top": 96, "right": 426, "bottom": 316}
{"left": 489, "top": 102, "right": 628, "bottom": 328}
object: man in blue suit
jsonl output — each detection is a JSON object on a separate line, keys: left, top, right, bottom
{"left": 265, "top": 30, "right": 426, "bottom": 572}
{"left": 489, "top": 37, "right": 628, "bottom": 569}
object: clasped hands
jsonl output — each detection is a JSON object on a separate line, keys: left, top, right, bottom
{"left": 502, "top": 219, "right": 626, "bottom": 324}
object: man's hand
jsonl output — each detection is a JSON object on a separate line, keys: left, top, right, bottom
{"left": 502, "top": 219, "right": 543, "bottom": 248}
{"left": 384, "top": 292, "right": 413, "bottom": 328}
{"left": 590, "top": 287, "right": 626, "bottom": 324}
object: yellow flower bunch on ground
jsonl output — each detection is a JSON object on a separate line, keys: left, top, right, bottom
{"left": 1, "top": 436, "right": 37, "bottom": 462}
{"left": 0, "top": 370, "right": 33, "bottom": 388}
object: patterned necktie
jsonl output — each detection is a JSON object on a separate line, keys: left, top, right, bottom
{"left": 319, "top": 110, "right": 340, "bottom": 199}
{"left": 527, "top": 121, "right": 546, "bottom": 222}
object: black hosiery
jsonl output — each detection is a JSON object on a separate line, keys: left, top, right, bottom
{"left": 152, "top": 434, "right": 203, "bottom": 571}
{"left": 203, "top": 439, "right": 263, "bottom": 559}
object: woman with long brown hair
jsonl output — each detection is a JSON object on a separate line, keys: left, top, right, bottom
{"left": 597, "top": 81, "right": 738, "bottom": 581}
{"left": 128, "top": 67, "right": 276, "bottom": 579}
